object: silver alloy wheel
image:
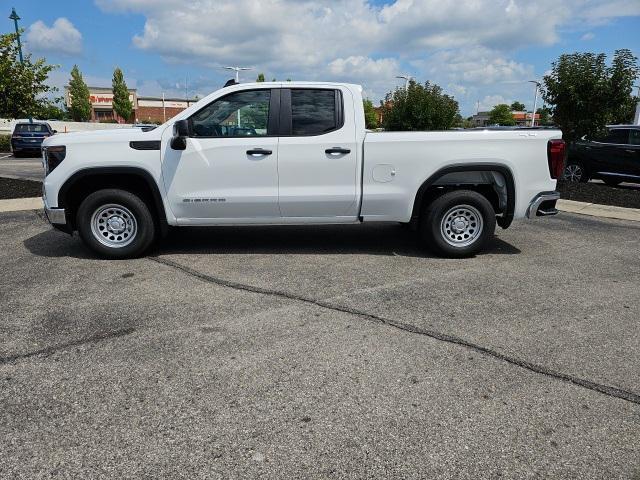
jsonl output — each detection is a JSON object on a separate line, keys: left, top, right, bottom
{"left": 563, "top": 164, "right": 583, "bottom": 182}
{"left": 440, "top": 204, "right": 483, "bottom": 248}
{"left": 90, "top": 203, "right": 137, "bottom": 248}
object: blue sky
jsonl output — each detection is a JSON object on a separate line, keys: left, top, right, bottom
{"left": 5, "top": 0, "right": 640, "bottom": 116}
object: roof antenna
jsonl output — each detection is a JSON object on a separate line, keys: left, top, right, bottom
{"left": 223, "top": 78, "right": 238, "bottom": 88}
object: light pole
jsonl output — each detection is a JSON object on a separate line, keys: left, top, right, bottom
{"left": 9, "top": 7, "right": 31, "bottom": 122}
{"left": 224, "top": 66, "right": 252, "bottom": 83}
{"left": 633, "top": 84, "right": 640, "bottom": 126}
{"left": 396, "top": 75, "right": 413, "bottom": 90}
{"left": 9, "top": 7, "right": 23, "bottom": 63}
{"left": 528, "top": 80, "right": 541, "bottom": 127}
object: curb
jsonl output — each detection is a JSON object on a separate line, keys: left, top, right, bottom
{"left": 557, "top": 199, "right": 640, "bottom": 222}
{"left": 0, "top": 197, "right": 43, "bottom": 213}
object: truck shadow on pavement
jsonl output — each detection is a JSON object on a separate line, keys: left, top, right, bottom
{"left": 24, "top": 223, "right": 521, "bottom": 259}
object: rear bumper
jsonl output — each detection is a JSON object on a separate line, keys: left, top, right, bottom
{"left": 526, "top": 191, "right": 560, "bottom": 219}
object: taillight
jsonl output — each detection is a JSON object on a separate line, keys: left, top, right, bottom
{"left": 547, "top": 139, "right": 565, "bottom": 180}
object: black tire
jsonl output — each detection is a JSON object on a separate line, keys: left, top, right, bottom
{"left": 76, "top": 189, "right": 156, "bottom": 259}
{"left": 563, "top": 162, "right": 589, "bottom": 183}
{"left": 419, "top": 190, "right": 496, "bottom": 258}
{"left": 602, "top": 178, "right": 621, "bottom": 187}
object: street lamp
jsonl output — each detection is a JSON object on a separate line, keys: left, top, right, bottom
{"left": 224, "top": 66, "right": 252, "bottom": 83}
{"left": 9, "top": 7, "right": 23, "bottom": 63}
{"left": 9, "top": 7, "right": 31, "bottom": 122}
{"left": 396, "top": 75, "right": 413, "bottom": 90}
{"left": 633, "top": 84, "right": 640, "bottom": 126}
{"left": 528, "top": 80, "right": 541, "bottom": 127}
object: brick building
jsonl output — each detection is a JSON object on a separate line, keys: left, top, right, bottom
{"left": 65, "top": 86, "right": 197, "bottom": 124}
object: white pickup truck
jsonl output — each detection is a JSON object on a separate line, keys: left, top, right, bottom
{"left": 42, "top": 81, "right": 564, "bottom": 259}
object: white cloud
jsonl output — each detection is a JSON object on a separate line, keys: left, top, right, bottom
{"left": 478, "top": 95, "right": 511, "bottom": 112}
{"left": 581, "top": 32, "right": 595, "bottom": 40}
{"left": 93, "top": 0, "right": 639, "bottom": 114}
{"left": 26, "top": 18, "right": 82, "bottom": 55}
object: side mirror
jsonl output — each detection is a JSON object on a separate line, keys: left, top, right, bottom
{"left": 52, "top": 130, "right": 58, "bottom": 134}
{"left": 171, "top": 119, "right": 189, "bottom": 150}
{"left": 580, "top": 135, "right": 587, "bottom": 141}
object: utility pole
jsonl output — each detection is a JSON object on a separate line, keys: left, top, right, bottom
{"left": 9, "top": 7, "right": 31, "bottom": 122}
{"left": 224, "top": 66, "right": 252, "bottom": 83}
{"left": 528, "top": 80, "right": 541, "bottom": 127}
{"left": 395, "top": 75, "right": 413, "bottom": 90}
{"left": 634, "top": 84, "right": 640, "bottom": 126}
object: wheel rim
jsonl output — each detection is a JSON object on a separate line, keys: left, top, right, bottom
{"left": 440, "top": 204, "right": 483, "bottom": 248}
{"left": 90, "top": 203, "right": 137, "bottom": 248}
{"left": 563, "top": 164, "right": 583, "bottom": 182}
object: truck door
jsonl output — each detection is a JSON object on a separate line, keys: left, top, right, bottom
{"left": 592, "top": 128, "right": 630, "bottom": 176}
{"left": 276, "top": 88, "right": 359, "bottom": 218}
{"left": 624, "top": 129, "right": 640, "bottom": 178}
{"left": 161, "top": 88, "right": 280, "bottom": 221}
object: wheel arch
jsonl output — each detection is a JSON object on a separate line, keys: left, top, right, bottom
{"left": 411, "top": 163, "right": 516, "bottom": 229}
{"left": 57, "top": 167, "right": 169, "bottom": 235}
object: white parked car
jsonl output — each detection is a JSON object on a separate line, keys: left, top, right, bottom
{"left": 41, "top": 82, "right": 564, "bottom": 259}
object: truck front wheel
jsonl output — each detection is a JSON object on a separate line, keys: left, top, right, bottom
{"left": 76, "top": 189, "right": 156, "bottom": 259}
{"left": 420, "top": 190, "right": 496, "bottom": 258}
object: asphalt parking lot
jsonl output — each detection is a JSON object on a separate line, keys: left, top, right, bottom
{"left": 1, "top": 208, "right": 639, "bottom": 478}
{"left": 0, "top": 153, "right": 44, "bottom": 181}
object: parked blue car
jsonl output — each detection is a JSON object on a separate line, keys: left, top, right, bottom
{"left": 11, "top": 122, "right": 56, "bottom": 157}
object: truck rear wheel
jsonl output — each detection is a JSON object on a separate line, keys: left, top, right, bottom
{"left": 76, "top": 189, "right": 156, "bottom": 259}
{"left": 420, "top": 190, "right": 496, "bottom": 258}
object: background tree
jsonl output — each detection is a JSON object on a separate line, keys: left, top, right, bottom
{"left": 536, "top": 106, "right": 553, "bottom": 125}
{"left": 0, "top": 31, "right": 58, "bottom": 119}
{"left": 256, "top": 73, "right": 265, "bottom": 82}
{"left": 112, "top": 67, "right": 133, "bottom": 121}
{"left": 488, "top": 104, "right": 516, "bottom": 126}
{"left": 608, "top": 49, "right": 639, "bottom": 124}
{"left": 68, "top": 64, "right": 91, "bottom": 121}
{"left": 38, "top": 100, "right": 68, "bottom": 120}
{"left": 363, "top": 99, "right": 378, "bottom": 129}
{"left": 543, "top": 49, "right": 638, "bottom": 141}
{"left": 510, "top": 101, "right": 525, "bottom": 111}
{"left": 381, "top": 80, "right": 460, "bottom": 131}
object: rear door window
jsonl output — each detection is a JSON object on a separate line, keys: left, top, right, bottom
{"left": 629, "top": 130, "right": 640, "bottom": 145}
{"left": 602, "top": 129, "right": 629, "bottom": 144}
{"left": 290, "top": 89, "right": 339, "bottom": 135}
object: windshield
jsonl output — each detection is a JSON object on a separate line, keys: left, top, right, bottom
{"left": 15, "top": 123, "right": 49, "bottom": 133}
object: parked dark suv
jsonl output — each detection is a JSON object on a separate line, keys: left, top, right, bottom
{"left": 565, "top": 125, "right": 640, "bottom": 185}
{"left": 11, "top": 121, "right": 56, "bottom": 157}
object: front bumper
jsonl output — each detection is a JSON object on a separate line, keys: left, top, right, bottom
{"left": 526, "top": 191, "right": 560, "bottom": 219}
{"left": 45, "top": 206, "right": 66, "bottom": 225}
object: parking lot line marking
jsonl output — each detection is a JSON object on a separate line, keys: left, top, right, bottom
{"left": 0, "top": 153, "right": 12, "bottom": 159}
{"left": 149, "top": 255, "right": 640, "bottom": 406}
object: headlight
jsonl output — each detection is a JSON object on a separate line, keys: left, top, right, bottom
{"left": 43, "top": 145, "right": 66, "bottom": 175}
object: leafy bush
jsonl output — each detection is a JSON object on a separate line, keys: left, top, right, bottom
{"left": 0, "top": 134, "right": 10, "bottom": 152}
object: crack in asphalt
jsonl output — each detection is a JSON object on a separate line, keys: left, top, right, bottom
{"left": 149, "top": 255, "right": 640, "bottom": 406}
{"left": 0, "top": 327, "right": 136, "bottom": 365}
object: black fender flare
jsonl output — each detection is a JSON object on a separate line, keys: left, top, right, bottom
{"left": 57, "top": 166, "right": 169, "bottom": 235}
{"left": 411, "top": 163, "right": 516, "bottom": 229}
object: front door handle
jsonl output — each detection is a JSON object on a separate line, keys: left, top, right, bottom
{"left": 325, "top": 147, "right": 351, "bottom": 155}
{"left": 246, "top": 148, "right": 272, "bottom": 156}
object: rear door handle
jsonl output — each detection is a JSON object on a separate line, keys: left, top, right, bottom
{"left": 624, "top": 149, "right": 635, "bottom": 154}
{"left": 246, "top": 148, "right": 272, "bottom": 156}
{"left": 325, "top": 147, "right": 351, "bottom": 155}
